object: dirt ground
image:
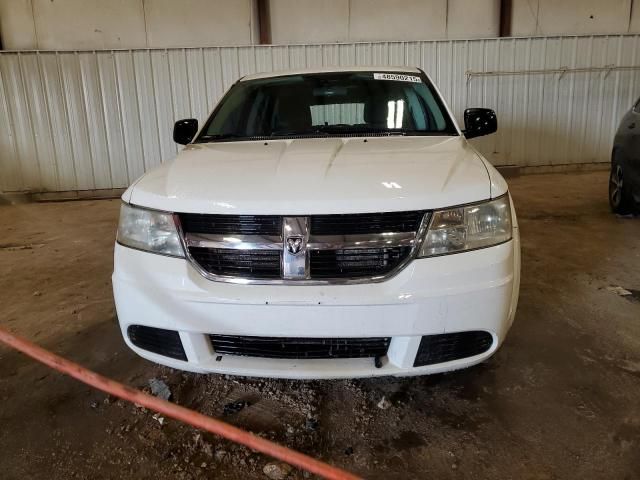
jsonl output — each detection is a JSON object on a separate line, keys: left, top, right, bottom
{"left": 1, "top": 170, "right": 639, "bottom": 480}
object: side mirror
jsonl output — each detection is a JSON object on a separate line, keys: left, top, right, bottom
{"left": 463, "top": 108, "right": 497, "bottom": 139}
{"left": 173, "top": 118, "right": 198, "bottom": 145}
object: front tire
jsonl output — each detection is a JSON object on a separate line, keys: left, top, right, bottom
{"left": 609, "top": 162, "right": 633, "bottom": 214}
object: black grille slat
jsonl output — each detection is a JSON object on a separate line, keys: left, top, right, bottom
{"left": 310, "top": 211, "right": 425, "bottom": 235}
{"left": 212, "top": 338, "right": 387, "bottom": 345}
{"left": 179, "top": 211, "right": 425, "bottom": 237}
{"left": 210, "top": 335, "right": 390, "bottom": 359}
{"left": 413, "top": 331, "right": 493, "bottom": 367}
{"left": 190, "top": 248, "right": 281, "bottom": 278}
{"left": 310, "top": 247, "right": 411, "bottom": 278}
{"left": 179, "top": 214, "right": 282, "bottom": 236}
{"left": 127, "top": 325, "right": 187, "bottom": 361}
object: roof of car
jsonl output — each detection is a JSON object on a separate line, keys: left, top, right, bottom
{"left": 241, "top": 66, "right": 422, "bottom": 82}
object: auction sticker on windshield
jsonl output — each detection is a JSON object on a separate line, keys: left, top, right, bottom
{"left": 373, "top": 73, "right": 421, "bottom": 83}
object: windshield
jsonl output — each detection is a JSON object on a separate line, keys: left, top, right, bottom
{"left": 196, "top": 71, "right": 457, "bottom": 142}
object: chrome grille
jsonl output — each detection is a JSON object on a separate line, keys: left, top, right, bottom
{"left": 178, "top": 211, "right": 429, "bottom": 284}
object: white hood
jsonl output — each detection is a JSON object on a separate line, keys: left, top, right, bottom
{"left": 129, "top": 136, "right": 493, "bottom": 215}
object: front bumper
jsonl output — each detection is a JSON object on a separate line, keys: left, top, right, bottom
{"left": 112, "top": 229, "right": 520, "bottom": 379}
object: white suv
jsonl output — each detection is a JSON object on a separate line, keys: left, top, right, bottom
{"left": 113, "top": 66, "right": 520, "bottom": 379}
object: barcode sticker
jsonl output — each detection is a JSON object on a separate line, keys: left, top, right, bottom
{"left": 373, "top": 73, "right": 421, "bottom": 83}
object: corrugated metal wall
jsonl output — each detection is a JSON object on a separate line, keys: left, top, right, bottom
{"left": 1, "top": 34, "right": 639, "bottom": 193}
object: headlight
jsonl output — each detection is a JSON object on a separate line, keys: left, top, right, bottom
{"left": 117, "top": 203, "right": 184, "bottom": 257}
{"left": 419, "top": 195, "right": 512, "bottom": 257}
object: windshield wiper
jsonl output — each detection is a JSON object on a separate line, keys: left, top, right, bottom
{"left": 269, "top": 128, "right": 330, "bottom": 137}
{"left": 314, "top": 126, "right": 452, "bottom": 136}
{"left": 196, "top": 133, "right": 246, "bottom": 143}
{"left": 322, "top": 125, "right": 395, "bottom": 134}
{"left": 198, "top": 127, "right": 450, "bottom": 142}
{"left": 309, "top": 125, "right": 411, "bottom": 136}
{"left": 270, "top": 126, "right": 401, "bottom": 137}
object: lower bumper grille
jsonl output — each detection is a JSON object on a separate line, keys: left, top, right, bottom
{"left": 309, "top": 247, "right": 411, "bottom": 278}
{"left": 210, "top": 335, "right": 391, "bottom": 359}
{"left": 413, "top": 331, "right": 493, "bottom": 367}
{"left": 127, "top": 325, "right": 187, "bottom": 361}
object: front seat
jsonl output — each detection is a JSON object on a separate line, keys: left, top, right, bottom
{"left": 363, "top": 99, "right": 389, "bottom": 129}
{"left": 273, "top": 95, "right": 312, "bottom": 133}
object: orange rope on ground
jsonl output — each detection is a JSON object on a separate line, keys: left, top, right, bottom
{"left": 0, "top": 326, "right": 362, "bottom": 480}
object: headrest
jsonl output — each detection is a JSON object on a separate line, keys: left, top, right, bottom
{"left": 364, "top": 99, "right": 390, "bottom": 127}
{"left": 274, "top": 95, "right": 312, "bottom": 131}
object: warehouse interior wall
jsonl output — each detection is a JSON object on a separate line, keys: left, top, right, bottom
{"left": 510, "top": 0, "right": 640, "bottom": 36}
{"left": 0, "top": 0, "right": 258, "bottom": 50}
{"left": 271, "top": 0, "right": 640, "bottom": 42}
{"left": 268, "top": 0, "right": 501, "bottom": 44}
{"left": 1, "top": 1, "right": 639, "bottom": 194}
{"left": 2, "top": 0, "right": 640, "bottom": 51}
{"left": 1, "top": 34, "right": 638, "bottom": 193}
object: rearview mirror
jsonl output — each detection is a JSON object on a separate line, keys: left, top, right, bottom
{"left": 463, "top": 108, "right": 497, "bottom": 139}
{"left": 173, "top": 118, "right": 198, "bottom": 145}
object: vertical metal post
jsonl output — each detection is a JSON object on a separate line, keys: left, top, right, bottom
{"left": 257, "top": 0, "right": 272, "bottom": 45}
{"left": 500, "top": 0, "right": 513, "bottom": 37}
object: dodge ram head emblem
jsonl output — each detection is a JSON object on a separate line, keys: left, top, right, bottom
{"left": 286, "top": 236, "right": 304, "bottom": 255}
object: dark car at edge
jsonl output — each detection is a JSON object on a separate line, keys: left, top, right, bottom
{"left": 610, "top": 97, "right": 640, "bottom": 213}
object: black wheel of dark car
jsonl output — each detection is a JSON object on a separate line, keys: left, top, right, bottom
{"left": 609, "top": 163, "right": 633, "bottom": 214}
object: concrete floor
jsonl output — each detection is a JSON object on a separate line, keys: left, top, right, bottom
{"left": 0, "top": 170, "right": 639, "bottom": 479}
